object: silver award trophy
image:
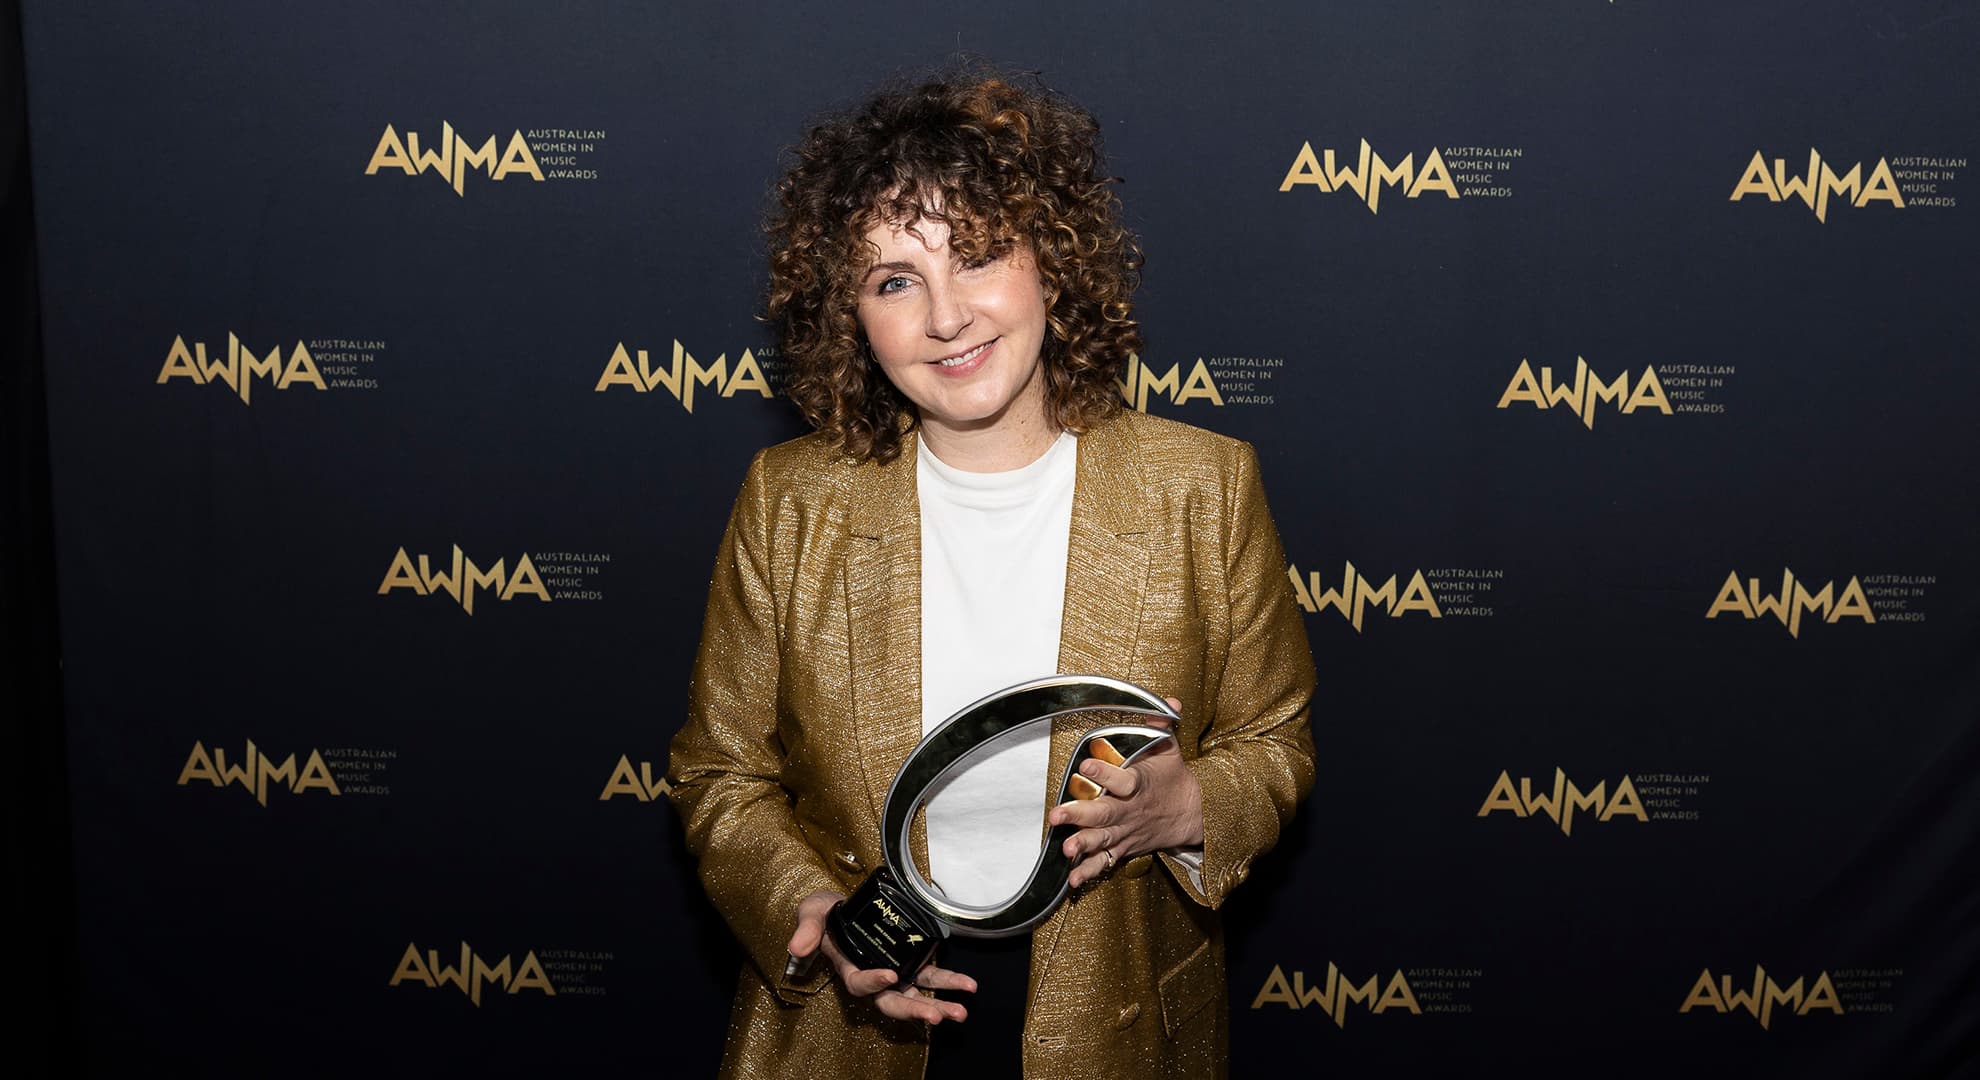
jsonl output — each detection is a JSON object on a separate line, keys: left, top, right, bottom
{"left": 824, "top": 674, "right": 1179, "bottom": 979}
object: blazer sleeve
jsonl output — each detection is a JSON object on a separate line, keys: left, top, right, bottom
{"left": 1160, "top": 441, "right": 1317, "bottom": 908}
{"left": 667, "top": 450, "right": 843, "bottom": 1001}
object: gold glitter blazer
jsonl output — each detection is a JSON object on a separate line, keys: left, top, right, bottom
{"left": 669, "top": 408, "right": 1316, "bottom": 1079}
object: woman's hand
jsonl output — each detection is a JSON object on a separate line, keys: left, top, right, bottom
{"left": 785, "top": 890, "right": 977, "bottom": 1024}
{"left": 1047, "top": 700, "right": 1205, "bottom": 888}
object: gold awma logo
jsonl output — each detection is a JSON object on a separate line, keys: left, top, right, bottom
{"left": 599, "top": 756, "right": 670, "bottom": 801}
{"left": 390, "top": 942, "right": 555, "bottom": 1006}
{"left": 1477, "top": 770, "right": 1646, "bottom": 835}
{"left": 156, "top": 335, "right": 326, "bottom": 405}
{"left": 871, "top": 898, "right": 912, "bottom": 930}
{"left": 1731, "top": 150, "right": 1903, "bottom": 222}
{"left": 378, "top": 546, "right": 551, "bottom": 615}
{"left": 1681, "top": 967, "right": 1842, "bottom": 1028}
{"left": 1118, "top": 354, "right": 1224, "bottom": 410}
{"left": 1251, "top": 964, "right": 1420, "bottom": 1026}
{"left": 1706, "top": 570, "right": 1874, "bottom": 638}
{"left": 1278, "top": 140, "right": 1458, "bottom": 212}
{"left": 176, "top": 740, "right": 339, "bottom": 806}
{"left": 1496, "top": 358, "right": 1671, "bottom": 428}
{"left": 365, "top": 123, "right": 544, "bottom": 196}
{"left": 594, "top": 342, "right": 773, "bottom": 412}
{"left": 1287, "top": 562, "right": 1439, "bottom": 631}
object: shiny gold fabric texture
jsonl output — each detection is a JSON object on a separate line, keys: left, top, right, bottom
{"left": 668, "top": 409, "right": 1317, "bottom": 1079}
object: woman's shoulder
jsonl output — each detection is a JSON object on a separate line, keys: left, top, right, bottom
{"left": 1099, "top": 407, "right": 1256, "bottom": 471}
{"left": 739, "top": 429, "right": 912, "bottom": 516}
{"left": 749, "top": 428, "right": 854, "bottom": 484}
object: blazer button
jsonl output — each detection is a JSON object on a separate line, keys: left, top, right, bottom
{"left": 1114, "top": 1002, "right": 1141, "bottom": 1030}
{"left": 1120, "top": 854, "right": 1153, "bottom": 879}
{"left": 836, "top": 851, "right": 862, "bottom": 872}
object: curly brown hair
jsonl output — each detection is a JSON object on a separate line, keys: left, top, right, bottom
{"left": 765, "top": 66, "right": 1143, "bottom": 463}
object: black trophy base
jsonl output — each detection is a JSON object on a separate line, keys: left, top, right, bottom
{"left": 826, "top": 865, "right": 945, "bottom": 978}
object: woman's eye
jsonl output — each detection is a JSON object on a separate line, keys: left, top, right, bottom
{"left": 877, "top": 275, "right": 910, "bottom": 296}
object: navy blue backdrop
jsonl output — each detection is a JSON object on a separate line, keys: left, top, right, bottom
{"left": 23, "top": 2, "right": 1979, "bottom": 1075}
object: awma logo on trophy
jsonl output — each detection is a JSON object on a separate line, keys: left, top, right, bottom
{"left": 823, "top": 676, "right": 1179, "bottom": 979}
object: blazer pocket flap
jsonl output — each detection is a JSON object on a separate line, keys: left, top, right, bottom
{"left": 1157, "top": 938, "right": 1217, "bottom": 1037}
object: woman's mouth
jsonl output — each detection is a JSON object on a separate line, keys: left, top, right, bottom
{"left": 932, "top": 339, "right": 995, "bottom": 370}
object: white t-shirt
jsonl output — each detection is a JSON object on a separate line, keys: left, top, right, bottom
{"left": 917, "top": 430, "right": 1078, "bottom": 908}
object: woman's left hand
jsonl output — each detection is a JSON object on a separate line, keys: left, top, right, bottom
{"left": 1046, "top": 698, "right": 1204, "bottom": 888}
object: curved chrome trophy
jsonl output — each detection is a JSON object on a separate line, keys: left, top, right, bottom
{"left": 825, "top": 674, "right": 1179, "bottom": 980}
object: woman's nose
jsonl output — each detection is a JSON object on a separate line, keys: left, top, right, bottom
{"left": 924, "top": 278, "right": 971, "bottom": 340}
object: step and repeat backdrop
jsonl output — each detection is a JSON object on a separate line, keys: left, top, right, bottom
{"left": 24, "top": 2, "right": 1977, "bottom": 1076}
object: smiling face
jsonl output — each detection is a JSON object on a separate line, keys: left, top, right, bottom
{"left": 853, "top": 213, "right": 1054, "bottom": 470}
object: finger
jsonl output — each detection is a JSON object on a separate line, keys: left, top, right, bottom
{"left": 1088, "top": 736, "right": 1127, "bottom": 767}
{"left": 1062, "top": 824, "right": 1119, "bottom": 863}
{"left": 1079, "top": 757, "right": 1140, "bottom": 798}
{"left": 789, "top": 889, "right": 844, "bottom": 959}
{"left": 1139, "top": 697, "right": 1182, "bottom": 731}
{"left": 814, "top": 922, "right": 856, "bottom": 978}
{"left": 787, "top": 910, "right": 824, "bottom": 959}
{"left": 879, "top": 987, "right": 967, "bottom": 1025}
{"left": 915, "top": 964, "right": 978, "bottom": 994}
{"left": 880, "top": 986, "right": 967, "bottom": 1025}
{"left": 1048, "top": 795, "right": 1117, "bottom": 830}
{"left": 844, "top": 966, "right": 902, "bottom": 996}
{"left": 1067, "top": 848, "right": 1113, "bottom": 889}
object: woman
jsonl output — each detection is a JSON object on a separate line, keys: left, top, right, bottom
{"left": 668, "top": 67, "right": 1315, "bottom": 1079}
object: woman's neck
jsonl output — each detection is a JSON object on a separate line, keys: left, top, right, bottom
{"left": 918, "top": 413, "right": 1061, "bottom": 472}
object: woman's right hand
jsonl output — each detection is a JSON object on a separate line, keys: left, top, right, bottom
{"left": 787, "top": 890, "right": 976, "bottom": 1024}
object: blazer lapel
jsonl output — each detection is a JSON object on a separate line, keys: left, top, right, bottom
{"left": 1037, "top": 415, "right": 1151, "bottom": 976}
{"left": 1054, "top": 415, "right": 1151, "bottom": 685}
{"left": 843, "top": 438, "right": 927, "bottom": 840}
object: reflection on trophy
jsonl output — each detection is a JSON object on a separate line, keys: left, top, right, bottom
{"left": 826, "top": 675, "right": 1179, "bottom": 979}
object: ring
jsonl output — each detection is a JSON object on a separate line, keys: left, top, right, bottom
{"left": 1103, "top": 849, "right": 1118, "bottom": 872}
